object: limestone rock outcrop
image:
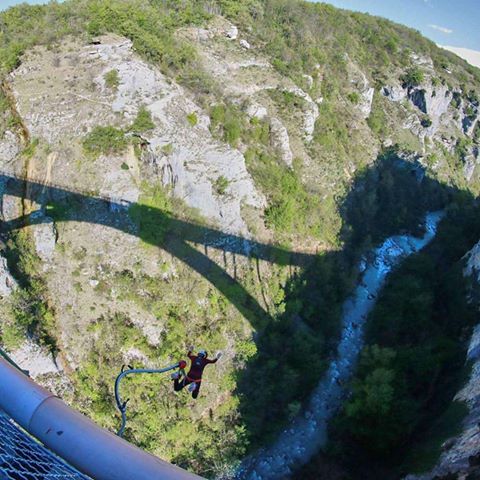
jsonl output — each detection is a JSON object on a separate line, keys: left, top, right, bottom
{"left": 10, "top": 35, "right": 266, "bottom": 235}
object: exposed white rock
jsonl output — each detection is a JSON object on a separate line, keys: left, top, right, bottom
{"left": 408, "top": 84, "right": 451, "bottom": 118}
{"left": 240, "top": 39, "right": 251, "bottom": 50}
{"left": 9, "top": 340, "right": 61, "bottom": 378}
{"left": 0, "top": 255, "right": 17, "bottom": 297}
{"left": 0, "top": 130, "right": 21, "bottom": 164}
{"left": 192, "top": 28, "right": 214, "bottom": 42}
{"left": 11, "top": 35, "right": 265, "bottom": 236}
{"left": 346, "top": 61, "right": 375, "bottom": 118}
{"left": 381, "top": 85, "right": 408, "bottom": 102}
{"left": 225, "top": 25, "right": 238, "bottom": 40}
{"left": 282, "top": 86, "right": 319, "bottom": 142}
{"left": 302, "top": 74, "right": 314, "bottom": 89}
{"left": 410, "top": 52, "right": 435, "bottom": 71}
{"left": 269, "top": 117, "right": 293, "bottom": 167}
{"left": 462, "top": 101, "right": 479, "bottom": 137}
{"left": 359, "top": 87, "right": 375, "bottom": 119}
{"left": 123, "top": 347, "right": 151, "bottom": 366}
{"left": 245, "top": 102, "right": 268, "bottom": 120}
{"left": 30, "top": 211, "right": 56, "bottom": 262}
{"left": 0, "top": 192, "right": 22, "bottom": 222}
{"left": 99, "top": 151, "right": 140, "bottom": 209}
{"left": 440, "top": 136, "right": 456, "bottom": 153}
{"left": 463, "top": 146, "right": 479, "bottom": 182}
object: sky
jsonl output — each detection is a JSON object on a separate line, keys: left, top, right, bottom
{"left": 0, "top": 0, "right": 479, "bottom": 52}
{"left": 318, "top": 0, "right": 480, "bottom": 51}
{"left": 0, "top": 0, "right": 51, "bottom": 9}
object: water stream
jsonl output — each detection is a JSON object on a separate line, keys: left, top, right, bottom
{"left": 237, "top": 211, "right": 444, "bottom": 480}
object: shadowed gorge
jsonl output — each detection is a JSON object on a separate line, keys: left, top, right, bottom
{"left": 1, "top": 151, "right": 479, "bottom": 478}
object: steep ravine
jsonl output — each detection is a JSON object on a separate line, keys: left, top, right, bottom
{"left": 403, "top": 242, "right": 480, "bottom": 480}
{"left": 237, "top": 212, "right": 444, "bottom": 480}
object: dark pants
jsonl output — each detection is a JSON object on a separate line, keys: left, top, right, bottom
{"left": 174, "top": 377, "right": 201, "bottom": 399}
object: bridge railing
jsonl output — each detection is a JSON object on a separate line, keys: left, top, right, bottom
{"left": 0, "top": 356, "right": 203, "bottom": 480}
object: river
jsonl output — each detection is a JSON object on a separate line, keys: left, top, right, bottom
{"left": 237, "top": 211, "right": 444, "bottom": 480}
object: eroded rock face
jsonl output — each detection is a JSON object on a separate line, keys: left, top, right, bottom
{"left": 282, "top": 85, "right": 320, "bottom": 141}
{"left": 359, "top": 87, "right": 375, "bottom": 118}
{"left": 462, "top": 101, "right": 479, "bottom": 137}
{"left": 10, "top": 35, "right": 265, "bottom": 235}
{"left": 346, "top": 61, "right": 374, "bottom": 118}
{"left": 9, "top": 340, "right": 61, "bottom": 378}
{"left": 463, "top": 146, "right": 479, "bottom": 182}
{"left": 383, "top": 81, "right": 455, "bottom": 138}
{"left": 245, "top": 102, "right": 268, "bottom": 120}
{"left": 269, "top": 117, "right": 293, "bottom": 167}
{"left": 29, "top": 211, "right": 56, "bottom": 262}
{"left": 382, "top": 84, "right": 408, "bottom": 102}
{"left": 0, "top": 254, "right": 17, "bottom": 297}
{"left": 408, "top": 85, "right": 452, "bottom": 119}
{"left": 0, "top": 130, "right": 21, "bottom": 164}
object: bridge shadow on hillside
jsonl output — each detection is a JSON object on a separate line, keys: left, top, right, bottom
{"left": 0, "top": 149, "right": 472, "bottom": 473}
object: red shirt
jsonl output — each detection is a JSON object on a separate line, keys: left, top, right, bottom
{"left": 186, "top": 352, "right": 217, "bottom": 380}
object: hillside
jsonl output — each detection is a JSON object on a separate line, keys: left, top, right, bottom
{"left": 0, "top": 1, "right": 479, "bottom": 479}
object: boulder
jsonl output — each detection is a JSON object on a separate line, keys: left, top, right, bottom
{"left": 302, "top": 74, "right": 314, "bottom": 89}
{"left": 240, "top": 39, "right": 251, "bottom": 50}
{"left": 225, "top": 25, "right": 238, "bottom": 40}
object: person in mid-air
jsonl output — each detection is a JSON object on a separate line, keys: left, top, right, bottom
{"left": 172, "top": 346, "right": 221, "bottom": 399}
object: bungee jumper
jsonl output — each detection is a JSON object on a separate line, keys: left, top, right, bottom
{"left": 114, "top": 346, "right": 222, "bottom": 435}
{"left": 172, "top": 346, "right": 222, "bottom": 399}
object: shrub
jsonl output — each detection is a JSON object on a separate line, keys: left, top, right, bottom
{"left": 224, "top": 115, "right": 241, "bottom": 146}
{"left": 347, "top": 92, "right": 360, "bottom": 104}
{"left": 421, "top": 117, "right": 432, "bottom": 128}
{"left": 401, "top": 67, "right": 425, "bottom": 87}
{"left": 214, "top": 175, "right": 230, "bottom": 195}
{"left": 130, "top": 106, "right": 155, "bottom": 133}
{"left": 161, "top": 143, "right": 173, "bottom": 155}
{"left": 210, "top": 104, "right": 225, "bottom": 128}
{"left": 186, "top": 112, "right": 198, "bottom": 126}
{"left": 83, "top": 126, "right": 128, "bottom": 156}
{"left": 104, "top": 69, "right": 119, "bottom": 90}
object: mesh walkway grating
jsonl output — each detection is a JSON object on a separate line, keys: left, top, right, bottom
{"left": 0, "top": 409, "right": 91, "bottom": 480}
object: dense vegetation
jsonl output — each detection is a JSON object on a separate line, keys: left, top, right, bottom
{"left": 1, "top": 230, "right": 57, "bottom": 352}
{"left": 326, "top": 200, "right": 480, "bottom": 477}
